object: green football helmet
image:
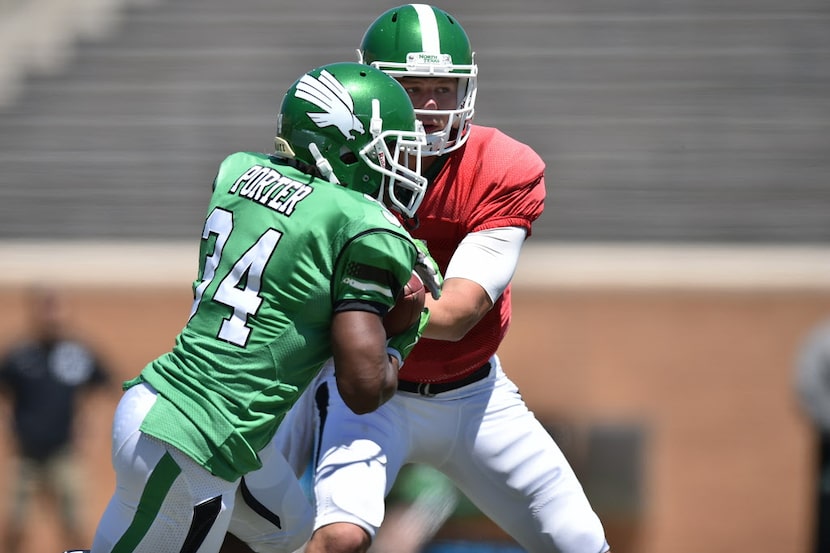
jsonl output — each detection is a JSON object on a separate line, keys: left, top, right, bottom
{"left": 358, "top": 4, "right": 478, "bottom": 155}
{"left": 275, "top": 62, "right": 428, "bottom": 218}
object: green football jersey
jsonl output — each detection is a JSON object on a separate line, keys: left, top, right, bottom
{"left": 127, "top": 151, "right": 418, "bottom": 481}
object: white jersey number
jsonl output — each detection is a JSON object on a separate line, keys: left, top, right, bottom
{"left": 189, "top": 207, "right": 282, "bottom": 346}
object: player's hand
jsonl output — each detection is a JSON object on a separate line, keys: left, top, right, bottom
{"left": 386, "top": 308, "right": 430, "bottom": 369}
{"left": 412, "top": 239, "right": 442, "bottom": 300}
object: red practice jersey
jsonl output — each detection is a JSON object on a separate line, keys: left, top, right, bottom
{"left": 400, "top": 124, "right": 546, "bottom": 383}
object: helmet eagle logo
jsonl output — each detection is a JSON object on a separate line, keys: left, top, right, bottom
{"left": 295, "top": 70, "right": 365, "bottom": 140}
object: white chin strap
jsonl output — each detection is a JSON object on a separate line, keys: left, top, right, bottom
{"left": 308, "top": 142, "right": 340, "bottom": 184}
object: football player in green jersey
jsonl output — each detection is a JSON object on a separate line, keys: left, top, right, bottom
{"left": 89, "top": 62, "right": 437, "bottom": 553}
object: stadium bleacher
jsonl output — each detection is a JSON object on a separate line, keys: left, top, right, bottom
{"left": 0, "top": 0, "right": 828, "bottom": 243}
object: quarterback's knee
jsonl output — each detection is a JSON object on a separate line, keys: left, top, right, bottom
{"left": 305, "top": 522, "right": 370, "bottom": 553}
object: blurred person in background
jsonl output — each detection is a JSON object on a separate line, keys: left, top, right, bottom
{"left": 795, "top": 317, "right": 830, "bottom": 553}
{"left": 259, "top": 5, "right": 609, "bottom": 553}
{"left": 0, "top": 285, "right": 113, "bottom": 552}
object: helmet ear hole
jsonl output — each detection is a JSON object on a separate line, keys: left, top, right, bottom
{"left": 339, "top": 146, "right": 358, "bottom": 165}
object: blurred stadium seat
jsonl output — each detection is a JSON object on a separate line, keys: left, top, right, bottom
{"left": 0, "top": 0, "right": 828, "bottom": 243}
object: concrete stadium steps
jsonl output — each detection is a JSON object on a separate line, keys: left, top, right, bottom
{"left": 0, "top": 0, "right": 828, "bottom": 241}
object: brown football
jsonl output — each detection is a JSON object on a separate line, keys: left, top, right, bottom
{"left": 383, "top": 273, "right": 426, "bottom": 336}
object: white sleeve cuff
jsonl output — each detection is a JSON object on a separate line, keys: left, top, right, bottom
{"left": 386, "top": 346, "right": 404, "bottom": 370}
{"left": 444, "top": 226, "right": 527, "bottom": 303}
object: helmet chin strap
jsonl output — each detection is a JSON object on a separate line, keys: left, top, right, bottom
{"left": 403, "top": 213, "right": 420, "bottom": 231}
{"left": 369, "top": 99, "right": 382, "bottom": 137}
{"left": 308, "top": 142, "right": 340, "bottom": 184}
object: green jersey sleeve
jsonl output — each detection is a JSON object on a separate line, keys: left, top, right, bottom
{"left": 331, "top": 218, "right": 419, "bottom": 316}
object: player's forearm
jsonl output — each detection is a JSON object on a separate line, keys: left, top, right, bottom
{"left": 422, "top": 278, "right": 491, "bottom": 341}
{"left": 336, "top": 358, "right": 397, "bottom": 414}
{"left": 423, "top": 226, "right": 523, "bottom": 341}
{"left": 331, "top": 311, "right": 398, "bottom": 413}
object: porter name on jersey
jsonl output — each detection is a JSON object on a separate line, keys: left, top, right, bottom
{"left": 229, "top": 164, "right": 313, "bottom": 216}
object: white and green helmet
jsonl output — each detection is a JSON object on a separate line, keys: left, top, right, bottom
{"left": 358, "top": 4, "right": 478, "bottom": 155}
{"left": 275, "top": 62, "right": 428, "bottom": 218}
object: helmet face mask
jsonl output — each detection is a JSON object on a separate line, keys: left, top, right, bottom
{"left": 357, "top": 100, "right": 427, "bottom": 216}
{"left": 275, "top": 62, "right": 427, "bottom": 218}
{"left": 357, "top": 4, "right": 478, "bottom": 156}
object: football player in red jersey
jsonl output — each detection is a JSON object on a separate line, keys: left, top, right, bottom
{"left": 255, "top": 5, "right": 611, "bottom": 553}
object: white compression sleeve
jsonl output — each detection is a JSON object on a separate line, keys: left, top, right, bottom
{"left": 444, "top": 226, "right": 527, "bottom": 304}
